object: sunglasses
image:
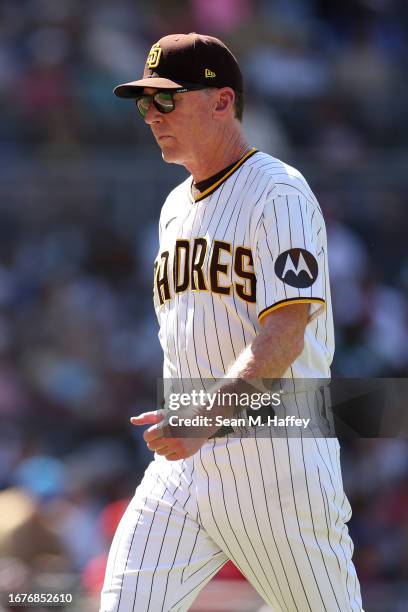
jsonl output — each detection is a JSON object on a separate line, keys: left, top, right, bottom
{"left": 134, "top": 87, "right": 203, "bottom": 118}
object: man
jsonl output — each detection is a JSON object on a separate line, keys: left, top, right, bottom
{"left": 101, "top": 33, "right": 363, "bottom": 611}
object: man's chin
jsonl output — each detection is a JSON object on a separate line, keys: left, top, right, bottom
{"left": 160, "top": 149, "right": 183, "bottom": 165}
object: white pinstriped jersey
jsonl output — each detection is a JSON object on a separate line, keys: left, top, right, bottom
{"left": 153, "top": 149, "right": 334, "bottom": 380}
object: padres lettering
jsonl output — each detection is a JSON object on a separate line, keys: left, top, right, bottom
{"left": 154, "top": 238, "right": 256, "bottom": 305}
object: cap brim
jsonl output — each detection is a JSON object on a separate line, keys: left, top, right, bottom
{"left": 113, "top": 77, "right": 185, "bottom": 98}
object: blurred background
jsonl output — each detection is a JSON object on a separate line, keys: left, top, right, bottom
{"left": 0, "top": 0, "right": 407, "bottom": 610}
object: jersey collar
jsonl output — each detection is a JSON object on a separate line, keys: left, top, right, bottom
{"left": 189, "top": 147, "right": 258, "bottom": 203}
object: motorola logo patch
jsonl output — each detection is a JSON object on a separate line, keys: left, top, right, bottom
{"left": 274, "top": 249, "right": 318, "bottom": 288}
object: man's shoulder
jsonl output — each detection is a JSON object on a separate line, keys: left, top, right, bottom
{"left": 251, "top": 151, "right": 314, "bottom": 200}
{"left": 246, "top": 152, "right": 323, "bottom": 223}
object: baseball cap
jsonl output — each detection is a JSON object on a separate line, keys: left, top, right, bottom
{"left": 113, "top": 33, "right": 243, "bottom": 98}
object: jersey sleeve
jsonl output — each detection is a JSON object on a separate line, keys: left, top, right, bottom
{"left": 253, "top": 194, "right": 327, "bottom": 324}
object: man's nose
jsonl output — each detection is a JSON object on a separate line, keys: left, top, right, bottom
{"left": 144, "top": 101, "right": 163, "bottom": 125}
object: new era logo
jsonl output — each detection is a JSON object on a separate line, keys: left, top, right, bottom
{"left": 205, "top": 68, "right": 216, "bottom": 78}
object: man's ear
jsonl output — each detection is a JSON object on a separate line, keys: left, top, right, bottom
{"left": 214, "top": 88, "right": 235, "bottom": 115}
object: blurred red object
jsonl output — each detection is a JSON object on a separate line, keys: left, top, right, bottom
{"left": 81, "top": 498, "right": 130, "bottom": 595}
{"left": 215, "top": 560, "right": 245, "bottom": 580}
{"left": 82, "top": 553, "right": 107, "bottom": 595}
{"left": 99, "top": 498, "right": 130, "bottom": 539}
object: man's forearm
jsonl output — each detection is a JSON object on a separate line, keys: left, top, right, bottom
{"left": 228, "top": 316, "right": 304, "bottom": 379}
{"left": 205, "top": 303, "right": 309, "bottom": 420}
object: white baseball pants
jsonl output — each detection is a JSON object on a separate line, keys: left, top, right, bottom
{"left": 100, "top": 436, "right": 362, "bottom": 612}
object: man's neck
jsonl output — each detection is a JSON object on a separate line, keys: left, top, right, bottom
{"left": 186, "top": 128, "right": 250, "bottom": 183}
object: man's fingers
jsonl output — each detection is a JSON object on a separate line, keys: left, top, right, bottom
{"left": 165, "top": 452, "right": 180, "bottom": 461}
{"left": 130, "top": 410, "right": 164, "bottom": 426}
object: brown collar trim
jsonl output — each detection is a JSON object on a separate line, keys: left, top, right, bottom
{"left": 191, "top": 147, "right": 258, "bottom": 203}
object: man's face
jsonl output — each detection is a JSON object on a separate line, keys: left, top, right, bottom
{"left": 142, "top": 88, "right": 216, "bottom": 166}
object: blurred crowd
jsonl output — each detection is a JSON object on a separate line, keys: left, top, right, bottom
{"left": 0, "top": 0, "right": 408, "bottom": 610}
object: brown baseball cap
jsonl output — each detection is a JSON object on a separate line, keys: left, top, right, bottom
{"left": 113, "top": 32, "right": 243, "bottom": 98}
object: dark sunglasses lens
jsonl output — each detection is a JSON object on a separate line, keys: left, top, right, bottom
{"left": 136, "top": 96, "right": 150, "bottom": 117}
{"left": 154, "top": 92, "right": 175, "bottom": 113}
{"left": 135, "top": 92, "right": 176, "bottom": 117}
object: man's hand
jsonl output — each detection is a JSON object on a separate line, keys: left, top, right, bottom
{"left": 130, "top": 409, "right": 218, "bottom": 461}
